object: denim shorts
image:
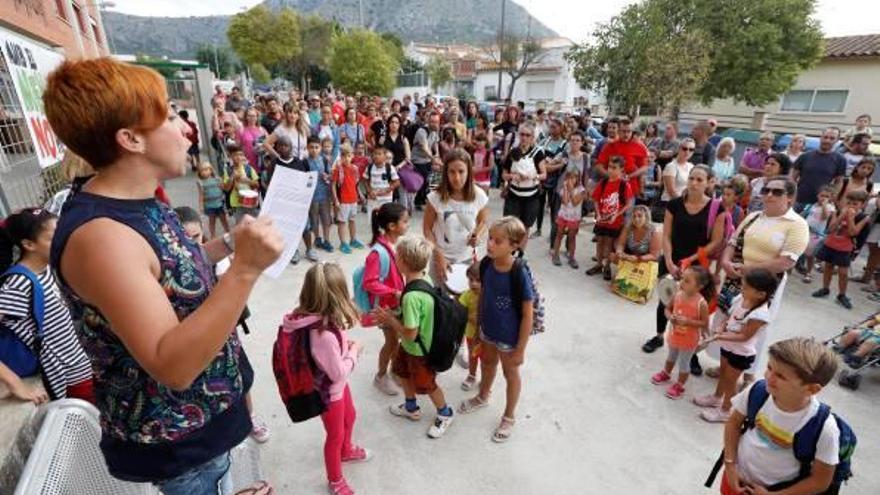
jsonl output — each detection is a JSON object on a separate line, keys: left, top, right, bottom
{"left": 480, "top": 331, "right": 516, "bottom": 352}
{"left": 155, "top": 452, "right": 233, "bottom": 495}
{"left": 204, "top": 206, "right": 225, "bottom": 216}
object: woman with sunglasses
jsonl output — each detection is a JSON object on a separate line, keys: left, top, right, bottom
{"left": 660, "top": 137, "right": 696, "bottom": 202}
{"left": 698, "top": 176, "right": 809, "bottom": 413}
{"left": 501, "top": 123, "right": 548, "bottom": 235}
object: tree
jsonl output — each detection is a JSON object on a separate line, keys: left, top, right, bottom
{"left": 379, "top": 32, "right": 406, "bottom": 64}
{"left": 486, "top": 35, "right": 546, "bottom": 103}
{"left": 566, "top": 0, "right": 823, "bottom": 113}
{"left": 196, "top": 44, "right": 235, "bottom": 79}
{"left": 425, "top": 56, "right": 453, "bottom": 93}
{"left": 227, "top": 5, "right": 301, "bottom": 68}
{"left": 328, "top": 29, "right": 399, "bottom": 95}
{"left": 565, "top": 0, "right": 710, "bottom": 118}
{"left": 400, "top": 56, "right": 424, "bottom": 74}
{"left": 250, "top": 63, "right": 271, "bottom": 84}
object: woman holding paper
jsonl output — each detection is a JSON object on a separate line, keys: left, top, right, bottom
{"left": 44, "top": 57, "right": 283, "bottom": 494}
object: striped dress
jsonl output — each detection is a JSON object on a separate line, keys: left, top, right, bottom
{"left": 0, "top": 268, "right": 92, "bottom": 399}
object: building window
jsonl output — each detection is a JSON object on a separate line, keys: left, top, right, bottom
{"left": 55, "top": 0, "right": 68, "bottom": 21}
{"left": 780, "top": 89, "right": 848, "bottom": 113}
{"left": 484, "top": 85, "right": 497, "bottom": 101}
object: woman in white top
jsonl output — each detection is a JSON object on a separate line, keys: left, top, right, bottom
{"left": 713, "top": 137, "right": 737, "bottom": 184}
{"left": 661, "top": 137, "right": 695, "bottom": 201}
{"left": 784, "top": 134, "right": 806, "bottom": 165}
{"left": 423, "top": 149, "right": 489, "bottom": 290}
{"left": 263, "top": 101, "right": 309, "bottom": 160}
{"left": 501, "top": 123, "right": 548, "bottom": 235}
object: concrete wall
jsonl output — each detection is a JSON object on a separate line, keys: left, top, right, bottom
{"left": 680, "top": 57, "right": 880, "bottom": 138}
{"left": 0, "top": 0, "right": 109, "bottom": 58}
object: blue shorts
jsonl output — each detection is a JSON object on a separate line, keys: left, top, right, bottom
{"left": 817, "top": 245, "right": 852, "bottom": 268}
{"left": 155, "top": 452, "right": 232, "bottom": 495}
{"left": 480, "top": 330, "right": 516, "bottom": 352}
{"left": 204, "top": 206, "right": 225, "bottom": 216}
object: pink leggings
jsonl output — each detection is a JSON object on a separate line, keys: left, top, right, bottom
{"left": 320, "top": 385, "right": 356, "bottom": 482}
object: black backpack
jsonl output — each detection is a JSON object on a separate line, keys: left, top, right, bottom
{"left": 402, "top": 279, "right": 468, "bottom": 372}
{"left": 405, "top": 122, "right": 428, "bottom": 147}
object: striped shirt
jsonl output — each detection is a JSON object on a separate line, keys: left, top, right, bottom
{"left": 0, "top": 268, "right": 92, "bottom": 399}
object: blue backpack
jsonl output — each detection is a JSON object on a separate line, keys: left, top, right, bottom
{"left": 705, "top": 380, "right": 856, "bottom": 493}
{"left": 0, "top": 265, "right": 46, "bottom": 377}
{"left": 352, "top": 244, "right": 392, "bottom": 313}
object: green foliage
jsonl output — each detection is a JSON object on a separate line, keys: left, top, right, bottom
{"left": 196, "top": 44, "right": 236, "bottom": 79}
{"left": 566, "top": 0, "right": 823, "bottom": 112}
{"left": 379, "top": 32, "right": 406, "bottom": 63}
{"left": 425, "top": 56, "right": 453, "bottom": 93}
{"left": 400, "top": 56, "right": 424, "bottom": 73}
{"left": 250, "top": 63, "right": 271, "bottom": 83}
{"left": 328, "top": 29, "right": 400, "bottom": 95}
{"left": 227, "top": 5, "right": 301, "bottom": 68}
{"left": 489, "top": 34, "right": 546, "bottom": 101}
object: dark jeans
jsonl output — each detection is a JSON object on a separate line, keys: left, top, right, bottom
{"left": 503, "top": 193, "right": 541, "bottom": 229}
{"left": 536, "top": 187, "right": 562, "bottom": 240}
{"left": 413, "top": 161, "right": 432, "bottom": 206}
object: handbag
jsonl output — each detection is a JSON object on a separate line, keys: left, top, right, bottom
{"left": 397, "top": 162, "right": 424, "bottom": 193}
{"left": 613, "top": 260, "right": 659, "bottom": 304}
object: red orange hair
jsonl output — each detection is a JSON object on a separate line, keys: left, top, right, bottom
{"left": 43, "top": 57, "right": 167, "bottom": 169}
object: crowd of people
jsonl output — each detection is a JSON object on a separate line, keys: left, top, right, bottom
{"left": 0, "top": 56, "right": 873, "bottom": 495}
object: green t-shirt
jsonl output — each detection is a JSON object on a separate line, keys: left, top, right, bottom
{"left": 400, "top": 281, "right": 435, "bottom": 357}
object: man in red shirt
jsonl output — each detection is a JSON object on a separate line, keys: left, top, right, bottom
{"left": 596, "top": 117, "right": 649, "bottom": 197}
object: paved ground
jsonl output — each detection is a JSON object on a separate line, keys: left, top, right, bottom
{"left": 3, "top": 174, "right": 874, "bottom": 494}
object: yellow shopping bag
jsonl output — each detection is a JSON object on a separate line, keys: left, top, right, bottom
{"left": 612, "top": 260, "right": 659, "bottom": 304}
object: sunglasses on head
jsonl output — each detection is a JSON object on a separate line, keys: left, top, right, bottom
{"left": 760, "top": 186, "right": 787, "bottom": 197}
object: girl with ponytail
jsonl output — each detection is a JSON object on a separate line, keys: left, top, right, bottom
{"left": 363, "top": 202, "right": 409, "bottom": 396}
{"left": 0, "top": 209, "right": 93, "bottom": 404}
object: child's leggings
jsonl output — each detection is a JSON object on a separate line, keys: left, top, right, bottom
{"left": 320, "top": 385, "right": 356, "bottom": 482}
{"left": 666, "top": 346, "right": 695, "bottom": 373}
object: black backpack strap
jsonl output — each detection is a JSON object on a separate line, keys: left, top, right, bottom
{"left": 706, "top": 381, "right": 770, "bottom": 488}
{"left": 511, "top": 257, "right": 525, "bottom": 321}
{"left": 402, "top": 279, "right": 435, "bottom": 357}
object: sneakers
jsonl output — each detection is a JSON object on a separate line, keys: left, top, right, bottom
{"left": 389, "top": 403, "right": 422, "bottom": 421}
{"left": 836, "top": 294, "right": 853, "bottom": 309}
{"left": 651, "top": 370, "right": 671, "bottom": 385}
{"left": 692, "top": 394, "right": 723, "bottom": 408}
{"left": 665, "top": 382, "right": 686, "bottom": 400}
{"left": 812, "top": 287, "right": 830, "bottom": 298}
{"left": 328, "top": 478, "right": 354, "bottom": 495}
{"left": 427, "top": 412, "right": 454, "bottom": 439}
{"left": 552, "top": 254, "right": 562, "bottom": 266}
{"left": 340, "top": 243, "right": 352, "bottom": 254}
{"left": 700, "top": 407, "right": 731, "bottom": 423}
{"left": 802, "top": 275, "right": 813, "bottom": 283}
{"left": 568, "top": 256, "right": 579, "bottom": 269}
{"left": 373, "top": 374, "right": 399, "bottom": 396}
{"left": 642, "top": 335, "right": 664, "bottom": 353}
{"left": 317, "top": 238, "right": 334, "bottom": 252}
{"left": 250, "top": 415, "right": 271, "bottom": 443}
{"left": 341, "top": 446, "right": 372, "bottom": 463}
{"left": 603, "top": 264, "right": 613, "bottom": 281}
{"left": 350, "top": 239, "right": 365, "bottom": 249}
{"left": 290, "top": 250, "right": 301, "bottom": 265}
{"left": 585, "top": 264, "right": 603, "bottom": 276}
{"left": 306, "top": 248, "right": 320, "bottom": 262}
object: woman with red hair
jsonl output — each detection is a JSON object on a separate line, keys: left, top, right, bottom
{"left": 44, "top": 57, "right": 282, "bottom": 494}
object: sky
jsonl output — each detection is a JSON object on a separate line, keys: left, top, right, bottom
{"left": 113, "top": 0, "right": 880, "bottom": 42}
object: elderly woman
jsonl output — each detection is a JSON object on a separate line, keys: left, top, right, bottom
{"left": 44, "top": 58, "right": 283, "bottom": 494}
{"left": 785, "top": 134, "right": 806, "bottom": 164}
{"left": 698, "top": 176, "right": 809, "bottom": 422}
{"left": 713, "top": 137, "right": 737, "bottom": 184}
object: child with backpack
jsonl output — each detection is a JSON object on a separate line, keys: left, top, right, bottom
{"left": 373, "top": 234, "right": 456, "bottom": 439}
{"left": 458, "top": 216, "right": 534, "bottom": 443}
{"left": 363, "top": 146, "right": 400, "bottom": 216}
{"left": 650, "top": 265, "right": 714, "bottom": 399}
{"left": 812, "top": 190, "right": 870, "bottom": 310}
{"left": 332, "top": 144, "right": 365, "bottom": 254}
{"left": 588, "top": 156, "right": 633, "bottom": 280}
{"left": 353, "top": 203, "right": 409, "bottom": 396}
{"left": 458, "top": 263, "right": 482, "bottom": 391}
{"left": 0, "top": 208, "right": 92, "bottom": 404}
{"left": 709, "top": 337, "right": 851, "bottom": 495}
{"left": 278, "top": 262, "right": 370, "bottom": 495}
{"left": 695, "top": 269, "right": 778, "bottom": 423}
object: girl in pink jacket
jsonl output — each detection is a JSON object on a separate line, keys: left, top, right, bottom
{"left": 283, "top": 262, "right": 368, "bottom": 495}
{"left": 362, "top": 203, "right": 410, "bottom": 396}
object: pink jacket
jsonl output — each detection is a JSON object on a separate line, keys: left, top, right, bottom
{"left": 363, "top": 236, "right": 404, "bottom": 309}
{"left": 282, "top": 312, "right": 357, "bottom": 402}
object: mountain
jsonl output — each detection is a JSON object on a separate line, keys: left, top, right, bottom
{"left": 103, "top": 0, "right": 557, "bottom": 59}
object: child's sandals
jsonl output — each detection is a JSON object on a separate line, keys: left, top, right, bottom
{"left": 235, "top": 480, "right": 273, "bottom": 495}
{"left": 458, "top": 394, "right": 489, "bottom": 414}
{"left": 461, "top": 374, "right": 477, "bottom": 391}
{"left": 492, "top": 416, "right": 516, "bottom": 443}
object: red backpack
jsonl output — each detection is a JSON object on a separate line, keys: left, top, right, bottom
{"left": 272, "top": 315, "right": 342, "bottom": 422}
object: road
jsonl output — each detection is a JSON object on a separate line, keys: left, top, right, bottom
{"left": 165, "top": 175, "right": 879, "bottom": 495}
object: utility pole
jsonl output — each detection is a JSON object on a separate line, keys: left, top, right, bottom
{"left": 497, "top": 0, "right": 505, "bottom": 102}
{"left": 358, "top": 0, "right": 365, "bottom": 28}
{"left": 213, "top": 44, "right": 220, "bottom": 78}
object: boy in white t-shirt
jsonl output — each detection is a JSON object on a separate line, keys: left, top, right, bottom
{"left": 720, "top": 338, "right": 840, "bottom": 495}
{"left": 363, "top": 146, "right": 400, "bottom": 214}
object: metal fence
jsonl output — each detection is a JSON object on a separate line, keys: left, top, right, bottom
{"left": 397, "top": 71, "right": 428, "bottom": 88}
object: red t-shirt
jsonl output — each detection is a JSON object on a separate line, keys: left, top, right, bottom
{"left": 333, "top": 163, "right": 360, "bottom": 204}
{"left": 332, "top": 102, "right": 346, "bottom": 125}
{"left": 597, "top": 139, "right": 649, "bottom": 195}
{"left": 592, "top": 178, "right": 633, "bottom": 229}
{"left": 352, "top": 155, "right": 370, "bottom": 178}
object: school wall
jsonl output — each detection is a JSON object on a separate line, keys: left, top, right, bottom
{"left": 679, "top": 57, "right": 880, "bottom": 138}
{"left": 0, "top": 0, "right": 109, "bottom": 58}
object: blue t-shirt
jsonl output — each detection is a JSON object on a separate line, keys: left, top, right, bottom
{"left": 307, "top": 156, "right": 331, "bottom": 202}
{"left": 479, "top": 261, "right": 535, "bottom": 347}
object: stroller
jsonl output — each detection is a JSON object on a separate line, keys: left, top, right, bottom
{"left": 824, "top": 312, "right": 880, "bottom": 390}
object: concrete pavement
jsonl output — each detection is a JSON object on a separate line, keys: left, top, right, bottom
{"left": 162, "top": 173, "right": 880, "bottom": 495}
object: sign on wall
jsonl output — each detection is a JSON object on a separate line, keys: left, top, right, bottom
{"left": 0, "top": 27, "right": 65, "bottom": 168}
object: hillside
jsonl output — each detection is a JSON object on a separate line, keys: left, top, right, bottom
{"left": 103, "top": 0, "right": 557, "bottom": 58}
